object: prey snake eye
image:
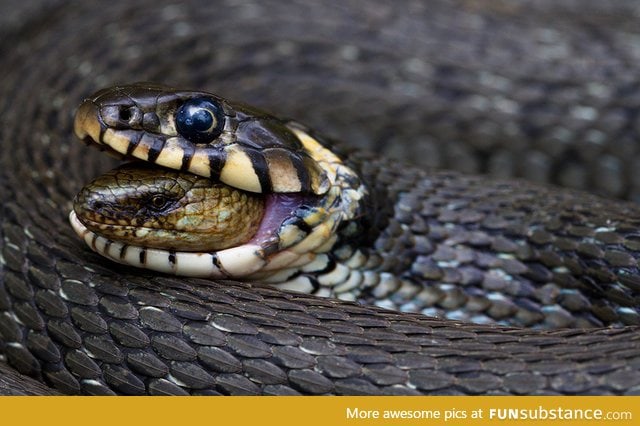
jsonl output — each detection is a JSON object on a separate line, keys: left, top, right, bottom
{"left": 148, "top": 194, "right": 172, "bottom": 211}
{"left": 175, "top": 97, "right": 224, "bottom": 144}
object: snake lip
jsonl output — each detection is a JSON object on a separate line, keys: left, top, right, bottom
{"left": 81, "top": 135, "right": 129, "bottom": 160}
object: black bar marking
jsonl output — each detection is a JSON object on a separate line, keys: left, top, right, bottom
{"left": 126, "top": 131, "right": 143, "bottom": 156}
{"left": 119, "top": 244, "right": 128, "bottom": 260}
{"left": 211, "top": 253, "right": 221, "bottom": 268}
{"left": 98, "top": 126, "right": 106, "bottom": 144}
{"left": 261, "top": 240, "right": 280, "bottom": 256}
{"left": 180, "top": 141, "right": 196, "bottom": 172}
{"left": 291, "top": 154, "right": 311, "bottom": 193}
{"left": 244, "top": 147, "right": 271, "bottom": 193}
{"left": 104, "top": 240, "right": 112, "bottom": 255}
{"left": 90, "top": 233, "right": 98, "bottom": 251}
{"left": 308, "top": 276, "right": 320, "bottom": 294}
{"left": 139, "top": 248, "right": 146, "bottom": 265}
{"left": 317, "top": 256, "right": 335, "bottom": 274}
{"left": 207, "top": 148, "right": 225, "bottom": 181}
{"left": 292, "top": 214, "right": 313, "bottom": 234}
{"left": 145, "top": 134, "right": 167, "bottom": 164}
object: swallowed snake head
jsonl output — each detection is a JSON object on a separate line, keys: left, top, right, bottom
{"left": 73, "top": 83, "right": 330, "bottom": 194}
{"left": 72, "top": 162, "right": 267, "bottom": 252}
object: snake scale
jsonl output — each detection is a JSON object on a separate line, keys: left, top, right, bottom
{"left": 2, "top": 0, "right": 640, "bottom": 395}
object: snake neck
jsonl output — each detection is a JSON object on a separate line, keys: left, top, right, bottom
{"left": 263, "top": 144, "right": 403, "bottom": 304}
{"left": 296, "top": 150, "right": 640, "bottom": 330}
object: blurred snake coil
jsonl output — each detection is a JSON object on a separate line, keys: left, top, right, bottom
{"left": 1, "top": 0, "right": 640, "bottom": 395}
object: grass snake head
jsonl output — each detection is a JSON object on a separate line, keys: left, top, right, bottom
{"left": 71, "top": 83, "right": 369, "bottom": 298}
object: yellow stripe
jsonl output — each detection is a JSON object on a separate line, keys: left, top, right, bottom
{"left": 220, "top": 145, "right": 261, "bottom": 193}
{"left": 189, "top": 149, "right": 212, "bottom": 177}
{"left": 154, "top": 137, "right": 186, "bottom": 171}
{"left": 1, "top": 396, "right": 637, "bottom": 426}
{"left": 103, "top": 129, "right": 132, "bottom": 155}
{"left": 289, "top": 126, "right": 342, "bottom": 165}
{"left": 290, "top": 221, "right": 333, "bottom": 254}
{"left": 265, "top": 149, "right": 302, "bottom": 192}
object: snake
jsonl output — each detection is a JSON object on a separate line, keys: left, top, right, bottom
{"left": 2, "top": 0, "right": 640, "bottom": 395}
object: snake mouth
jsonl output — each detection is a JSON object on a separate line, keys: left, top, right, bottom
{"left": 80, "top": 135, "right": 130, "bottom": 160}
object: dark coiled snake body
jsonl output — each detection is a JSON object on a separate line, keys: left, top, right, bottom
{"left": 2, "top": 0, "right": 640, "bottom": 395}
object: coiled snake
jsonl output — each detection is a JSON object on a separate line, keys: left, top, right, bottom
{"left": 2, "top": 0, "right": 640, "bottom": 395}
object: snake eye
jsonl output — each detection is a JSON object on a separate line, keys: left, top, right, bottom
{"left": 148, "top": 194, "right": 172, "bottom": 211}
{"left": 175, "top": 97, "right": 224, "bottom": 144}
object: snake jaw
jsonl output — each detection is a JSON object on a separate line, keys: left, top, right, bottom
{"left": 69, "top": 207, "right": 320, "bottom": 279}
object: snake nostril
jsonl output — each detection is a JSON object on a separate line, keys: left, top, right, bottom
{"left": 119, "top": 107, "right": 132, "bottom": 122}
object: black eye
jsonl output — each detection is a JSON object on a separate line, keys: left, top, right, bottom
{"left": 148, "top": 194, "right": 171, "bottom": 211}
{"left": 175, "top": 97, "right": 224, "bottom": 144}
